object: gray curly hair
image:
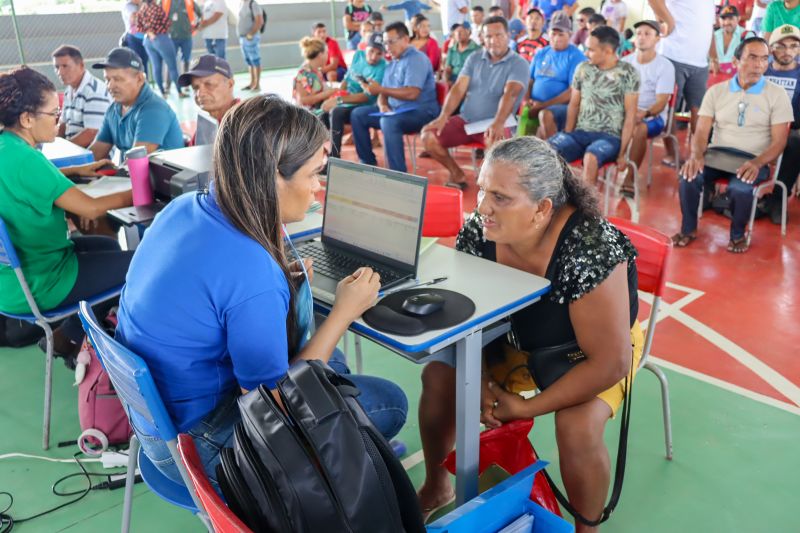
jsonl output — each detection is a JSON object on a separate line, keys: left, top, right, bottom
{"left": 483, "top": 136, "right": 601, "bottom": 218}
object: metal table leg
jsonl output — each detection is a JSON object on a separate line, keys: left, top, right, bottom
{"left": 454, "top": 329, "right": 482, "bottom": 505}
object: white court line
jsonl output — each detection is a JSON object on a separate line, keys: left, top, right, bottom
{"left": 650, "top": 357, "right": 800, "bottom": 417}
{"left": 401, "top": 449, "right": 426, "bottom": 471}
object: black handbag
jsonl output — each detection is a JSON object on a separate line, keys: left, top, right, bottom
{"left": 526, "top": 340, "right": 586, "bottom": 391}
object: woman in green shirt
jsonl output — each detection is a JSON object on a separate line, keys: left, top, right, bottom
{"left": 0, "top": 66, "right": 134, "bottom": 366}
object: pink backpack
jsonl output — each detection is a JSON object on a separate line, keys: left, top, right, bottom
{"left": 75, "top": 314, "right": 132, "bottom": 454}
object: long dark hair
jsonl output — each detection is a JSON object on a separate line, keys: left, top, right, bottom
{"left": 213, "top": 95, "right": 328, "bottom": 357}
{"left": 0, "top": 66, "right": 56, "bottom": 128}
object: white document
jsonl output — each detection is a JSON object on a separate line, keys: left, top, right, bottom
{"left": 77, "top": 176, "right": 132, "bottom": 198}
{"left": 464, "top": 115, "right": 518, "bottom": 136}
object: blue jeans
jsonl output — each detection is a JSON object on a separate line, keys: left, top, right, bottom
{"left": 205, "top": 38, "right": 227, "bottom": 58}
{"left": 123, "top": 33, "right": 150, "bottom": 80}
{"left": 135, "top": 348, "right": 408, "bottom": 491}
{"left": 351, "top": 104, "right": 439, "bottom": 172}
{"left": 171, "top": 37, "right": 193, "bottom": 69}
{"left": 239, "top": 34, "right": 261, "bottom": 66}
{"left": 143, "top": 34, "right": 180, "bottom": 95}
{"left": 347, "top": 33, "right": 361, "bottom": 50}
{"left": 678, "top": 154, "right": 769, "bottom": 240}
{"left": 548, "top": 129, "right": 622, "bottom": 166}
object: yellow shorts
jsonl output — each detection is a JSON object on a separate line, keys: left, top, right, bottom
{"left": 488, "top": 321, "right": 644, "bottom": 417}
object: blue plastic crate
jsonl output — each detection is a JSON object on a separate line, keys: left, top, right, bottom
{"left": 427, "top": 461, "right": 573, "bottom": 533}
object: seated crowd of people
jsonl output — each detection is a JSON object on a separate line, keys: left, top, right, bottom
{"left": 1, "top": 0, "right": 799, "bottom": 530}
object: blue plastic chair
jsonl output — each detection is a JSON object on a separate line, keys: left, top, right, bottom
{"left": 78, "top": 302, "right": 211, "bottom": 532}
{"left": 0, "top": 217, "right": 122, "bottom": 450}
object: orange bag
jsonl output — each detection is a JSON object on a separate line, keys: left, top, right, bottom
{"left": 442, "top": 419, "right": 562, "bottom": 517}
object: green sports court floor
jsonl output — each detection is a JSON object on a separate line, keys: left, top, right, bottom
{"left": 1, "top": 337, "right": 797, "bottom": 532}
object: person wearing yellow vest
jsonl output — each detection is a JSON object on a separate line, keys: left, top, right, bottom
{"left": 164, "top": 0, "right": 201, "bottom": 96}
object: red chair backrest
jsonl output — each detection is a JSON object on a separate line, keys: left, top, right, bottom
{"left": 177, "top": 434, "right": 252, "bottom": 533}
{"left": 607, "top": 217, "right": 672, "bottom": 298}
{"left": 423, "top": 185, "right": 463, "bottom": 237}
{"left": 436, "top": 82, "right": 448, "bottom": 106}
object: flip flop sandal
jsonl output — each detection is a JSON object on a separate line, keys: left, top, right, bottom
{"left": 661, "top": 158, "right": 677, "bottom": 168}
{"left": 727, "top": 237, "right": 749, "bottom": 253}
{"left": 671, "top": 233, "right": 696, "bottom": 247}
{"left": 421, "top": 493, "right": 456, "bottom": 524}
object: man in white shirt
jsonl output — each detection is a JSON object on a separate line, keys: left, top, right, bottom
{"left": 648, "top": 0, "right": 715, "bottom": 165}
{"left": 198, "top": 0, "right": 229, "bottom": 58}
{"left": 622, "top": 20, "right": 676, "bottom": 178}
{"left": 52, "top": 45, "right": 111, "bottom": 148}
{"left": 441, "top": 0, "right": 469, "bottom": 40}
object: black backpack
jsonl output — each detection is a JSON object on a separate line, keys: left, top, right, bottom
{"left": 217, "top": 360, "right": 425, "bottom": 533}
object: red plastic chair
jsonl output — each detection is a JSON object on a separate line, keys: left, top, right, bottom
{"left": 608, "top": 217, "right": 673, "bottom": 460}
{"left": 422, "top": 185, "right": 463, "bottom": 237}
{"left": 177, "top": 434, "right": 253, "bottom": 533}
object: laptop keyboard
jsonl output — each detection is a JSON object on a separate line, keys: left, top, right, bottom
{"left": 297, "top": 243, "right": 404, "bottom": 286}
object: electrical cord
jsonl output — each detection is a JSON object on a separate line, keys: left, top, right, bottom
{"left": 0, "top": 452, "right": 132, "bottom": 533}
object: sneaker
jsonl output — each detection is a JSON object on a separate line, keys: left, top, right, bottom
{"left": 37, "top": 335, "right": 80, "bottom": 370}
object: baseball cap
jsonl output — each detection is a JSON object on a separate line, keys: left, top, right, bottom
{"left": 633, "top": 19, "right": 661, "bottom": 35}
{"left": 92, "top": 47, "right": 144, "bottom": 71}
{"left": 719, "top": 5, "right": 739, "bottom": 18}
{"left": 366, "top": 32, "right": 386, "bottom": 53}
{"left": 549, "top": 11, "right": 572, "bottom": 33}
{"left": 177, "top": 54, "right": 233, "bottom": 88}
{"left": 769, "top": 24, "right": 800, "bottom": 46}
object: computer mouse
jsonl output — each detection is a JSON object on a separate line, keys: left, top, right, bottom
{"left": 401, "top": 292, "right": 445, "bottom": 316}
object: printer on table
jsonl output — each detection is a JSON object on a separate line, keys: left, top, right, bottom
{"left": 148, "top": 144, "right": 213, "bottom": 200}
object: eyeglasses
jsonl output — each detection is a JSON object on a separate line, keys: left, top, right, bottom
{"left": 737, "top": 101, "right": 748, "bottom": 127}
{"left": 384, "top": 37, "right": 401, "bottom": 46}
{"left": 35, "top": 107, "right": 61, "bottom": 118}
{"left": 772, "top": 43, "right": 800, "bottom": 52}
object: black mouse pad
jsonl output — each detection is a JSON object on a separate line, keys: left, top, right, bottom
{"left": 363, "top": 288, "right": 476, "bottom": 336}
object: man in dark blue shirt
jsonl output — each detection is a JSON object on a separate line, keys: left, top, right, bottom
{"left": 763, "top": 24, "right": 800, "bottom": 224}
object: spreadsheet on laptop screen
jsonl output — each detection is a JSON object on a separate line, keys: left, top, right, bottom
{"left": 323, "top": 162, "right": 426, "bottom": 267}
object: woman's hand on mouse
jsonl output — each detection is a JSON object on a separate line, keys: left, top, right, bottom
{"left": 332, "top": 267, "right": 381, "bottom": 321}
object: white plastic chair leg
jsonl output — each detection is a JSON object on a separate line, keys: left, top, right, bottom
{"left": 647, "top": 139, "right": 653, "bottom": 188}
{"left": 354, "top": 335, "right": 363, "bottom": 374}
{"left": 122, "top": 435, "right": 140, "bottom": 533}
{"left": 407, "top": 136, "right": 417, "bottom": 175}
{"left": 41, "top": 321, "right": 53, "bottom": 450}
{"left": 644, "top": 361, "right": 673, "bottom": 460}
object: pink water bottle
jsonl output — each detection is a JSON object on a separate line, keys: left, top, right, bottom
{"left": 126, "top": 146, "right": 153, "bottom": 206}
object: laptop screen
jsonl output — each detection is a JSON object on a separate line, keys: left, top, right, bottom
{"left": 322, "top": 159, "right": 427, "bottom": 270}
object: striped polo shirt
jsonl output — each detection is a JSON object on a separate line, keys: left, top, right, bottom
{"left": 62, "top": 71, "right": 111, "bottom": 139}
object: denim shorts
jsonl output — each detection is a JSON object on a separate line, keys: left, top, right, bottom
{"left": 645, "top": 115, "right": 665, "bottom": 138}
{"left": 239, "top": 34, "right": 261, "bottom": 66}
{"left": 546, "top": 104, "right": 568, "bottom": 132}
{"left": 548, "top": 130, "right": 622, "bottom": 166}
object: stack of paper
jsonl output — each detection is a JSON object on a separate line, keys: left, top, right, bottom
{"left": 76, "top": 176, "right": 132, "bottom": 198}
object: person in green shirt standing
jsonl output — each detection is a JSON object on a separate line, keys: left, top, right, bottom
{"left": 0, "top": 67, "right": 134, "bottom": 367}
{"left": 164, "top": 0, "right": 202, "bottom": 96}
{"left": 764, "top": 0, "right": 800, "bottom": 43}
{"left": 442, "top": 23, "right": 479, "bottom": 85}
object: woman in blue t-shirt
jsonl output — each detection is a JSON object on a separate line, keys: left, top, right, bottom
{"left": 116, "top": 95, "right": 408, "bottom": 488}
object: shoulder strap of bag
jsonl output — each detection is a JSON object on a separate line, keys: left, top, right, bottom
{"left": 534, "top": 350, "right": 635, "bottom": 527}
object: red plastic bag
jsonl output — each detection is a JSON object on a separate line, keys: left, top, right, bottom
{"left": 442, "top": 419, "right": 562, "bottom": 517}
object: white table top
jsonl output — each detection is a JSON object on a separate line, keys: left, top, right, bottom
{"left": 40, "top": 137, "right": 93, "bottom": 168}
{"left": 285, "top": 212, "right": 323, "bottom": 242}
{"left": 318, "top": 244, "right": 551, "bottom": 357}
